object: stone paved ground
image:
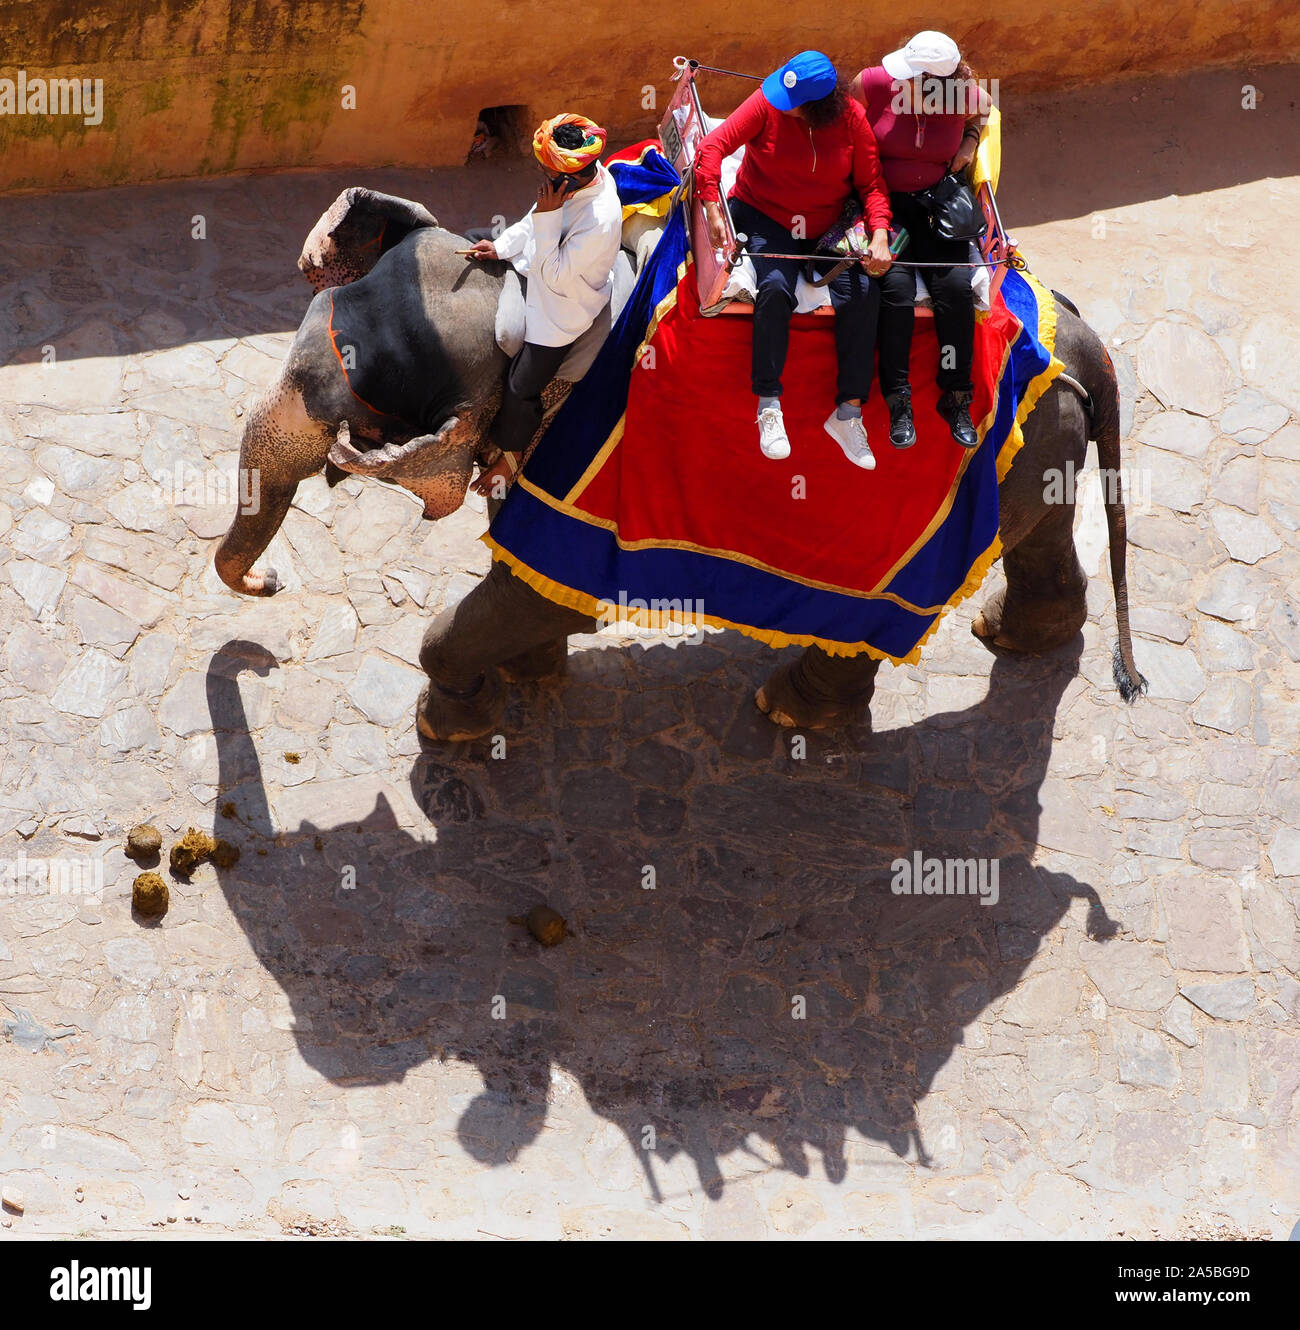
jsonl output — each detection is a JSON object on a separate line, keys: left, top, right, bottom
{"left": 1, "top": 77, "right": 1298, "bottom": 1239}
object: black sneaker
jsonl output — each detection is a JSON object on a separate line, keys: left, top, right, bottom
{"left": 938, "top": 390, "right": 979, "bottom": 448}
{"left": 885, "top": 391, "right": 916, "bottom": 449}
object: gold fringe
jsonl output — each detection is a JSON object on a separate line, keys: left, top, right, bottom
{"left": 486, "top": 263, "right": 1065, "bottom": 664}
{"left": 483, "top": 534, "right": 928, "bottom": 664}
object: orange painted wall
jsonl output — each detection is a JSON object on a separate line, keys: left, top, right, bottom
{"left": 2, "top": 0, "right": 1298, "bottom": 192}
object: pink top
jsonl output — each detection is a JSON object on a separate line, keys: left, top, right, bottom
{"left": 859, "top": 65, "right": 976, "bottom": 193}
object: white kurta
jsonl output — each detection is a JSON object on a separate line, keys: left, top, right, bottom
{"left": 492, "top": 163, "right": 624, "bottom": 348}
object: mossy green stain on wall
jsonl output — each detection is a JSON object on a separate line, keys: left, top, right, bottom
{"left": 201, "top": 71, "right": 260, "bottom": 176}
{"left": 142, "top": 79, "right": 177, "bottom": 116}
{"left": 0, "top": 95, "right": 110, "bottom": 148}
{"left": 0, "top": 0, "right": 367, "bottom": 64}
{"left": 258, "top": 68, "right": 336, "bottom": 138}
{"left": 0, "top": 0, "right": 370, "bottom": 187}
{"left": 196, "top": 68, "right": 336, "bottom": 175}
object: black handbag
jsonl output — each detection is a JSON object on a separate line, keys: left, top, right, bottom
{"left": 915, "top": 172, "right": 987, "bottom": 243}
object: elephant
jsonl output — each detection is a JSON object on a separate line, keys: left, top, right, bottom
{"left": 414, "top": 293, "right": 1147, "bottom": 737}
{"left": 212, "top": 188, "right": 1145, "bottom": 734}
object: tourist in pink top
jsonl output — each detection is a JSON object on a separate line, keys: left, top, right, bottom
{"left": 850, "top": 32, "right": 993, "bottom": 451}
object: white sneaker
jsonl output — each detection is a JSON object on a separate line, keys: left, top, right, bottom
{"left": 824, "top": 410, "right": 876, "bottom": 470}
{"left": 757, "top": 404, "right": 791, "bottom": 460}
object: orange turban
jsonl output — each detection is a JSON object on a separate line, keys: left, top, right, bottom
{"left": 532, "top": 113, "right": 607, "bottom": 174}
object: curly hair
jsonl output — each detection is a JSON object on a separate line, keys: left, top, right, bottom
{"left": 546, "top": 121, "right": 599, "bottom": 182}
{"left": 917, "top": 58, "right": 983, "bottom": 115}
{"left": 800, "top": 78, "right": 849, "bottom": 130}
{"left": 552, "top": 122, "right": 586, "bottom": 150}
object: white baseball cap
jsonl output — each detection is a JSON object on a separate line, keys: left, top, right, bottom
{"left": 882, "top": 31, "right": 962, "bottom": 80}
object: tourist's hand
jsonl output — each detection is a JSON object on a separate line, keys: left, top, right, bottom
{"left": 951, "top": 138, "right": 978, "bottom": 173}
{"left": 466, "top": 239, "right": 498, "bottom": 261}
{"left": 864, "top": 232, "right": 892, "bottom": 276}
{"left": 704, "top": 201, "right": 728, "bottom": 252}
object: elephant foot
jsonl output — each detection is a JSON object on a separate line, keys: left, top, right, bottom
{"left": 416, "top": 669, "right": 507, "bottom": 742}
{"left": 499, "top": 637, "right": 569, "bottom": 682}
{"left": 972, "top": 587, "right": 1086, "bottom": 652}
{"left": 755, "top": 663, "right": 861, "bottom": 730}
{"left": 970, "top": 595, "right": 1002, "bottom": 643}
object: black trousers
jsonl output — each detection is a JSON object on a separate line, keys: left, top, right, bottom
{"left": 729, "top": 197, "right": 879, "bottom": 404}
{"left": 877, "top": 191, "right": 976, "bottom": 396}
{"left": 488, "top": 340, "right": 572, "bottom": 456}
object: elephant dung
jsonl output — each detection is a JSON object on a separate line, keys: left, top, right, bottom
{"left": 169, "top": 828, "right": 217, "bottom": 877}
{"left": 132, "top": 872, "right": 169, "bottom": 917}
{"left": 211, "top": 839, "right": 241, "bottom": 870}
{"left": 124, "top": 824, "right": 162, "bottom": 861}
{"left": 520, "top": 905, "right": 567, "bottom": 947}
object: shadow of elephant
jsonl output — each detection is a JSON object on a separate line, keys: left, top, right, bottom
{"left": 205, "top": 632, "right": 1116, "bottom": 1202}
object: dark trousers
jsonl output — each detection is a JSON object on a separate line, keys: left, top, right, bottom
{"left": 729, "top": 197, "right": 879, "bottom": 404}
{"left": 488, "top": 340, "right": 572, "bottom": 456}
{"left": 877, "top": 191, "right": 976, "bottom": 396}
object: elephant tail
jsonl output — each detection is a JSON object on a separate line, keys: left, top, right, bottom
{"left": 1081, "top": 342, "right": 1148, "bottom": 703}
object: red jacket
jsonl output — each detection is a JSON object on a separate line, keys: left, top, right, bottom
{"left": 694, "top": 88, "right": 891, "bottom": 238}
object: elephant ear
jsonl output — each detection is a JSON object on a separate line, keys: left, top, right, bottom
{"left": 298, "top": 187, "right": 439, "bottom": 292}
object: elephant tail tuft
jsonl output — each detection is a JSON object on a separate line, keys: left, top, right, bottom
{"left": 1112, "top": 641, "right": 1148, "bottom": 703}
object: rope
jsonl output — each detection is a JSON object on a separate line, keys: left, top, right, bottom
{"left": 676, "top": 59, "right": 762, "bottom": 81}
{"left": 735, "top": 249, "right": 1027, "bottom": 270}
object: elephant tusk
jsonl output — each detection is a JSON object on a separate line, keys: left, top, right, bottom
{"left": 1055, "top": 372, "right": 1091, "bottom": 410}
{"left": 327, "top": 416, "right": 463, "bottom": 476}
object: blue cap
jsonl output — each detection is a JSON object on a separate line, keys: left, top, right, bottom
{"left": 761, "top": 50, "right": 837, "bottom": 112}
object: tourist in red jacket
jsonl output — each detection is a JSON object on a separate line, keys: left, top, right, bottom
{"left": 695, "top": 51, "right": 893, "bottom": 469}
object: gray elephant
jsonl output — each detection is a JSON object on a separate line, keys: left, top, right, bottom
{"left": 214, "top": 189, "right": 1145, "bottom": 733}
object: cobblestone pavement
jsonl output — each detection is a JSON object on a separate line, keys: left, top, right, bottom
{"left": 1, "top": 111, "right": 1298, "bottom": 1239}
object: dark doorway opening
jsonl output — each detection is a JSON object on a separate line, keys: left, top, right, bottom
{"left": 468, "top": 105, "right": 529, "bottom": 163}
